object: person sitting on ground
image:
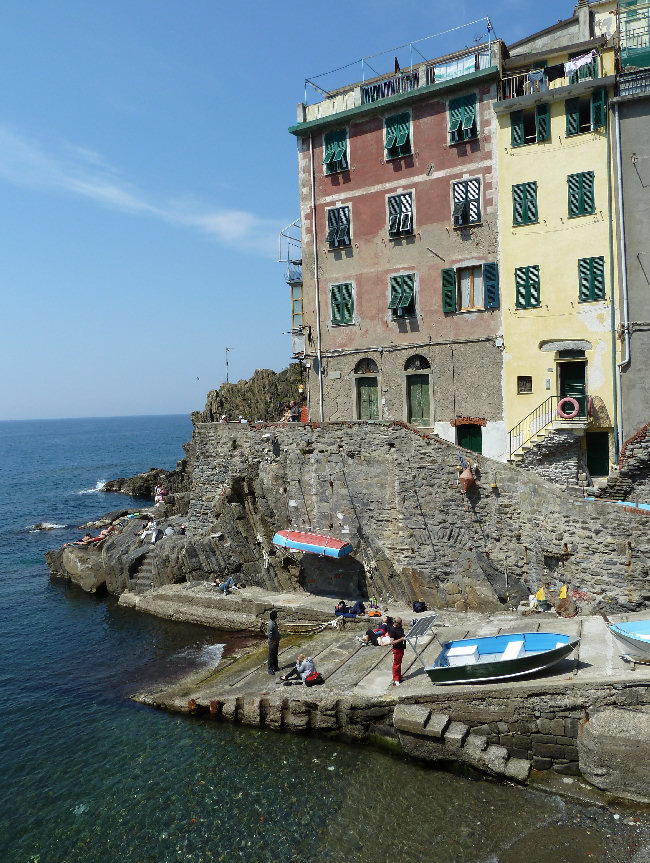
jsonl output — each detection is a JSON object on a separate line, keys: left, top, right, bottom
{"left": 288, "top": 400, "right": 301, "bottom": 423}
{"left": 140, "top": 519, "right": 159, "bottom": 544}
{"left": 356, "top": 614, "right": 392, "bottom": 646}
{"left": 279, "top": 653, "right": 316, "bottom": 683}
{"left": 212, "top": 576, "right": 237, "bottom": 594}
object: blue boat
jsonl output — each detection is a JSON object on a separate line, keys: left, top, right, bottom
{"left": 426, "top": 631, "right": 579, "bottom": 685}
{"left": 608, "top": 619, "right": 650, "bottom": 658}
{"left": 272, "top": 530, "right": 354, "bottom": 558}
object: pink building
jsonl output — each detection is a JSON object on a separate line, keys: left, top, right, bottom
{"left": 289, "top": 38, "right": 506, "bottom": 458}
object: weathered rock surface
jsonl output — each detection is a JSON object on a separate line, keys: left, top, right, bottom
{"left": 194, "top": 365, "right": 303, "bottom": 425}
{"left": 578, "top": 706, "right": 650, "bottom": 803}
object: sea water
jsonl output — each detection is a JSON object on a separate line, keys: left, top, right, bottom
{"left": 0, "top": 415, "right": 648, "bottom": 863}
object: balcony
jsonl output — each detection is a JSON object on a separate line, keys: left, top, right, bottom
{"left": 618, "top": 68, "right": 650, "bottom": 98}
{"left": 501, "top": 56, "right": 600, "bottom": 101}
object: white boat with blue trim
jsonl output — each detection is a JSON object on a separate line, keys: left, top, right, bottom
{"left": 608, "top": 618, "right": 650, "bottom": 658}
{"left": 426, "top": 631, "right": 579, "bottom": 685}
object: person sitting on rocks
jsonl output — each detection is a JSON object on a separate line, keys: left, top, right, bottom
{"left": 335, "top": 599, "right": 366, "bottom": 617}
{"left": 356, "top": 614, "right": 392, "bottom": 646}
{"left": 140, "top": 519, "right": 159, "bottom": 544}
{"left": 279, "top": 653, "right": 315, "bottom": 684}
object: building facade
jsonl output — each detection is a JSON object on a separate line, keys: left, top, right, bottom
{"left": 495, "top": 0, "right": 620, "bottom": 481}
{"left": 289, "top": 39, "right": 506, "bottom": 458}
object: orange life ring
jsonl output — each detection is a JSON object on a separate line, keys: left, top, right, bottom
{"left": 557, "top": 397, "right": 580, "bottom": 419}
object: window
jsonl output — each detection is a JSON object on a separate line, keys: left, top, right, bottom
{"left": 449, "top": 94, "right": 477, "bottom": 143}
{"left": 388, "top": 273, "right": 415, "bottom": 317}
{"left": 388, "top": 193, "right": 413, "bottom": 236}
{"left": 566, "top": 89, "right": 607, "bottom": 136}
{"left": 515, "top": 265, "right": 541, "bottom": 309}
{"left": 441, "top": 262, "right": 499, "bottom": 313}
{"left": 452, "top": 178, "right": 481, "bottom": 226}
{"left": 510, "top": 104, "right": 549, "bottom": 147}
{"left": 578, "top": 256, "right": 605, "bottom": 302}
{"left": 512, "top": 182, "right": 538, "bottom": 225}
{"left": 517, "top": 375, "right": 533, "bottom": 394}
{"left": 568, "top": 172, "right": 595, "bottom": 217}
{"left": 291, "top": 283, "right": 303, "bottom": 329}
{"left": 568, "top": 51, "right": 599, "bottom": 84}
{"left": 330, "top": 282, "right": 354, "bottom": 325}
{"left": 384, "top": 113, "right": 411, "bottom": 159}
{"left": 322, "top": 129, "right": 348, "bottom": 174}
{"left": 326, "top": 206, "right": 350, "bottom": 248}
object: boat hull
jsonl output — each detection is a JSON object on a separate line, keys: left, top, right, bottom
{"left": 272, "top": 530, "right": 354, "bottom": 558}
{"left": 609, "top": 620, "right": 650, "bottom": 658}
{"left": 426, "top": 634, "right": 579, "bottom": 685}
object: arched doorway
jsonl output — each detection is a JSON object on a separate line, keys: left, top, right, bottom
{"left": 404, "top": 355, "right": 431, "bottom": 426}
{"left": 354, "top": 358, "right": 379, "bottom": 420}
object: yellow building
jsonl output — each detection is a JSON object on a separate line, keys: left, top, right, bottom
{"left": 495, "top": 1, "right": 619, "bottom": 482}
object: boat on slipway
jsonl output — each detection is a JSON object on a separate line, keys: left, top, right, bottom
{"left": 424, "top": 632, "right": 579, "bottom": 685}
{"left": 272, "top": 529, "right": 354, "bottom": 558}
{"left": 608, "top": 618, "right": 650, "bottom": 658}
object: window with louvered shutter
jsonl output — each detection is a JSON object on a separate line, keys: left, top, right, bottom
{"left": 515, "top": 265, "right": 540, "bottom": 308}
{"left": 591, "top": 89, "right": 606, "bottom": 129}
{"left": 511, "top": 110, "right": 524, "bottom": 148}
{"left": 388, "top": 273, "right": 416, "bottom": 316}
{"left": 331, "top": 282, "right": 354, "bottom": 325}
{"left": 483, "top": 262, "right": 499, "bottom": 309}
{"left": 323, "top": 130, "right": 348, "bottom": 174}
{"left": 387, "top": 193, "right": 413, "bottom": 236}
{"left": 449, "top": 94, "right": 477, "bottom": 143}
{"left": 578, "top": 256, "right": 605, "bottom": 302}
{"left": 452, "top": 179, "right": 481, "bottom": 226}
{"left": 441, "top": 268, "right": 457, "bottom": 313}
{"left": 385, "top": 113, "right": 411, "bottom": 159}
{"left": 536, "top": 104, "right": 550, "bottom": 142}
{"left": 326, "top": 206, "right": 351, "bottom": 248}
{"left": 512, "top": 182, "right": 538, "bottom": 226}
{"left": 566, "top": 98, "right": 580, "bottom": 137}
{"left": 568, "top": 172, "right": 595, "bottom": 217}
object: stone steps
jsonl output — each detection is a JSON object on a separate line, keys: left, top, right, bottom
{"left": 133, "top": 552, "right": 155, "bottom": 593}
{"left": 393, "top": 704, "right": 531, "bottom": 782}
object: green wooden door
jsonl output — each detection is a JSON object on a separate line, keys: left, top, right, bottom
{"left": 559, "top": 362, "right": 587, "bottom": 416}
{"left": 457, "top": 423, "right": 482, "bottom": 453}
{"left": 407, "top": 374, "right": 430, "bottom": 426}
{"left": 357, "top": 377, "right": 379, "bottom": 420}
{"left": 586, "top": 431, "right": 610, "bottom": 477}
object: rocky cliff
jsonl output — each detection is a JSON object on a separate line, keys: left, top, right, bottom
{"left": 47, "top": 419, "right": 650, "bottom": 614}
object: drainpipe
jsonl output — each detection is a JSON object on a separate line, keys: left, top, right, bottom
{"left": 308, "top": 133, "right": 324, "bottom": 421}
{"left": 613, "top": 101, "right": 631, "bottom": 455}
{"left": 606, "top": 102, "right": 620, "bottom": 461}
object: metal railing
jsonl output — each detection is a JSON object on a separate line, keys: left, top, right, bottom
{"left": 508, "top": 394, "right": 591, "bottom": 459}
{"left": 501, "top": 59, "right": 599, "bottom": 101}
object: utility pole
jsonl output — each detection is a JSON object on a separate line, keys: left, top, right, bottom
{"left": 225, "top": 347, "right": 229, "bottom": 383}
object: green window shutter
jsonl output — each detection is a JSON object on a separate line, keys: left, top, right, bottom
{"left": 566, "top": 98, "right": 580, "bottom": 136}
{"left": 395, "top": 114, "right": 410, "bottom": 147}
{"left": 583, "top": 171, "right": 595, "bottom": 213}
{"left": 591, "top": 89, "right": 606, "bottom": 129}
{"left": 536, "top": 103, "right": 550, "bottom": 142}
{"left": 515, "top": 267, "right": 528, "bottom": 308}
{"left": 449, "top": 99, "right": 463, "bottom": 135}
{"left": 511, "top": 110, "right": 524, "bottom": 147}
{"left": 400, "top": 273, "right": 415, "bottom": 307}
{"left": 461, "top": 95, "right": 476, "bottom": 131}
{"left": 592, "top": 256, "right": 605, "bottom": 299}
{"left": 483, "top": 262, "right": 499, "bottom": 309}
{"left": 578, "top": 258, "right": 592, "bottom": 302}
{"left": 326, "top": 208, "right": 338, "bottom": 243}
{"left": 340, "top": 282, "right": 354, "bottom": 323}
{"left": 529, "top": 265, "right": 540, "bottom": 306}
{"left": 525, "top": 182, "right": 538, "bottom": 222}
{"left": 567, "top": 173, "right": 581, "bottom": 217}
{"left": 512, "top": 184, "right": 525, "bottom": 225}
{"left": 331, "top": 283, "right": 342, "bottom": 324}
{"left": 441, "top": 268, "right": 457, "bottom": 313}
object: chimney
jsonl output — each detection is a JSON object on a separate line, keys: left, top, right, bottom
{"left": 574, "top": 0, "right": 592, "bottom": 41}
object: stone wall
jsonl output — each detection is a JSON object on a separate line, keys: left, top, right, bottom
{"left": 619, "top": 422, "right": 650, "bottom": 504}
{"left": 183, "top": 421, "right": 650, "bottom": 613}
{"left": 514, "top": 428, "right": 582, "bottom": 486}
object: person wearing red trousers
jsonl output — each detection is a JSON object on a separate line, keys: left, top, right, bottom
{"left": 389, "top": 616, "right": 406, "bottom": 686}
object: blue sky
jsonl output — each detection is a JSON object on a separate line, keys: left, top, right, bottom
{"left": 0, "top": 0, "right": 574, "bottom": 420}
